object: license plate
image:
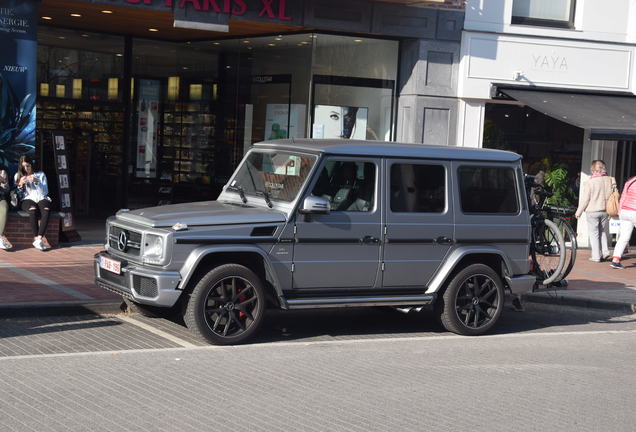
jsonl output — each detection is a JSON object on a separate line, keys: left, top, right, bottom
{"left": 99, "top": 256, "right": 121, "bottom": 275}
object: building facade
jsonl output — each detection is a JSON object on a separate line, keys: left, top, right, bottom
{"left": 0, "top": 0, "right": 465, "bottom": 218}
{"left": 457, "top": 0, "right": 636, "bottom": 246}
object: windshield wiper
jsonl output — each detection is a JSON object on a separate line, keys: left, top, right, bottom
{"left": 227, "top": 185, "right": 248, "bottom": 204}
{"left": 256, "top": 190, "right": 273, "bottom": 208}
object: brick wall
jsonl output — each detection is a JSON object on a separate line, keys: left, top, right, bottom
{"left": 4, "top": 213, "right": 60, "bottom": 247}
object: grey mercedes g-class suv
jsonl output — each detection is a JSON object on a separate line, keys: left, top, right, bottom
{"left": 95, "top": 139, "right": 536, "bottom": 344}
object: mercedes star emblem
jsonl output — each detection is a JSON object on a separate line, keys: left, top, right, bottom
{"left": 117, "top": 231, "right": 129, "bottom": 252}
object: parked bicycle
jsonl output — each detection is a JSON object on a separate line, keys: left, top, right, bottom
{"left": 525, "top": 175, "right": 576, "bottom": 285}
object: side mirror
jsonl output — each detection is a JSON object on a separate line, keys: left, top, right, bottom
{"left": 299, "top": 196, "right": 330, "bottom": 215}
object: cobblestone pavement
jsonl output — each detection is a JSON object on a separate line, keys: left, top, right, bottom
{"left": 0, "top": 304, "right": 635, "bottom": 432}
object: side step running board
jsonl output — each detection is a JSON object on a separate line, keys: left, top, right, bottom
{"left": 286, "top": 294, "right": 436, "bottom": 309}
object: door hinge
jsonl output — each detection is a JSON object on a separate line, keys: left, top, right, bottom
{"left": 381, "top": 262, "right": 385, "bottom": 271}
{"left": 383, "top": 226, "right": 387, "bottom": 235}
{"left": 291, "top": 263, "right": 295, "bottom": 273}
{"left": 293, "top": 225, "right": 297, "bottom": 235}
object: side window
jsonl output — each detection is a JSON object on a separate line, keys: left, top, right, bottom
{"left": 390, "top": 164, "right": 445, "bottom": 213}
{"left": 311, "top": 160, "right": 375, "bottom": 212}
{"left": 458, "top": 166, "right": 519, "bottom": 214}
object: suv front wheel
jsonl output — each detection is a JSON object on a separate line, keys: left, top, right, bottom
{"left": 437, "top": 264, "right": 504, "bottom": 336}
{"left": 184, "top": 264, "right": 266, "bottom": 345}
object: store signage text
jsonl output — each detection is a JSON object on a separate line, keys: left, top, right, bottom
{"left": 0, "top": 7, "right": 31, "bottom": 34}
{"left": 121, "top": 0, "right": 292, "bottom": 20}
{"left": 3, "top": 65, "right": 27, "bottom": 73}
{"left": 532, "top": 54, "right": 568, "bottom": 71}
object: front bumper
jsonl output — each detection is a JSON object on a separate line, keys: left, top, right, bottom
{"left": 94, "top": 252, "right": 182, "bottom": 307}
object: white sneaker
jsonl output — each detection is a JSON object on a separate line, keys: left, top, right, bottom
{"left": 32, "top": 239, "right": 46, "bottom": 250}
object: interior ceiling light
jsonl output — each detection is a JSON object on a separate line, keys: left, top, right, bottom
{"left": 243, "top": 40, "right": 250, "bottom": 44}
{"left": 212, "top": 42, "right": 221, "bottom": 45}
{"left": 57, "top": 36, "right": 66, "bottom": 40}
{"left": 70, "top": 13, "right": 82, "bottom": 17}
{"left": 148, "top": 28, "right": 159, "bottom": 32}
{"left": 353, "top": 39, "right": 363, "bottom": 43}
{"left": 267, "top": 43, "right": 276, "bottom": 47}
{"left": 116, "top": 53, "right": 123, "bottom": 57}
{"left": 41, "top": 16, "right": 53, "bottom": 20}
{"left": 101, "top": 10, "right": 113, "bottom": 14}
{"left": 81, "top": 34, "right": 89, "bottom": 38}
{"left": 275, "top": 36, "right": 283, "bottom": 41}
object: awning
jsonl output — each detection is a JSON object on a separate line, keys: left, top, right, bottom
{"left": 498, "top": 88, "right": 636, "bottom": 140}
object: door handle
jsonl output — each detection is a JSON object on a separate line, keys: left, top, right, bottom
{"left": 435, "top": 236, "right": 454, "bottom": 245}
{"left": 361, "top": 236, "right": 380, "bottom": 244}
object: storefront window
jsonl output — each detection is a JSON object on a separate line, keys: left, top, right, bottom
{"left": 483, "top": 103, "right": 582, "bottom": 208}
{"left": 311, "top": 35, "right": 398, "bottom": 141}
{"left": 38, "top": 28, "right": 124, "bottom": 101}
{"left": 512, "top": 0, "right": 576, "bottom": 28}
{"left": 37, "top": 28, "right": 125, "bottom": 216}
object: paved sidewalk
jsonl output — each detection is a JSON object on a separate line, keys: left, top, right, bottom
{"left": 0, "top": 241, "right": 635, "bottom": 315}
{"left": 523, "top": 248, "right": 636, "bottom": 312}
{"left": 0, "top": 244, "right": 120, "bottom": 311}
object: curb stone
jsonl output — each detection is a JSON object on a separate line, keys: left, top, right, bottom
{"left": 0, "top": 300, "right": 124, "bottom": 318}
{"left": 522, "top": 293, "right": 636, "bottom": 313}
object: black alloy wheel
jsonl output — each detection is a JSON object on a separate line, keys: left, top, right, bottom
{"left": 184, "top": 264, "right": 265, "bottom": 345}
{"left": 437, "top": 264, "right": 504, "bottom": 336}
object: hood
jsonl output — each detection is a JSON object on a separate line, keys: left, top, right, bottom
{"left": 115, "top": 200, "right": 286, "bottom": 228}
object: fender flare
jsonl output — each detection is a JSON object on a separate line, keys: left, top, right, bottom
{"left": 179, "top": 245, "right": 284, "bottom": 297}
{"left": 425, "top": 246, "right": 515, "bottom": 294}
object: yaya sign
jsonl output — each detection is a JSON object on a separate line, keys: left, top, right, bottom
{"left": 117, "top": 0, "right": 293, "bottom": 20}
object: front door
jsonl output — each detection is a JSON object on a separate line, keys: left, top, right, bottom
{"left": 292, "top": 157, "right": 382, "bottom": 290}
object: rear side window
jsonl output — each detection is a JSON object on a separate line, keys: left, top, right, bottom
{"left": 390, "top": 164, "right": 445, "bottom": 213}
{"left": 458, "top": 166, "right": 519, "bottom": 214}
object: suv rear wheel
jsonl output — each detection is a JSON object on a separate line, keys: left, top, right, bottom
{"left": 437, "top": 264, "right": 504, "bottom": 336}
{"left": 184, "top": 264, "right": 266, "bottom": 345}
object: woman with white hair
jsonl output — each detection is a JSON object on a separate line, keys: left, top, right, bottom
{"left": 575, "top": 160, "right": 615, "bottom": 262}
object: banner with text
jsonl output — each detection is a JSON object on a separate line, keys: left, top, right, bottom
{"left": 0, "top": 0, "right": 37, "bottom": 170}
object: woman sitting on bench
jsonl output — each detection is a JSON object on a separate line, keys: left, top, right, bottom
{"left": 0, "top": 168, "right": 12, "bottom": 250}
{"left": 14, "top": 156, "right": 51, "bottom": 251}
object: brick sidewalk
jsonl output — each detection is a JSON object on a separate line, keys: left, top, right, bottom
{"left": 0, "top": 243, "right": 635, "bottom": 308}
{"left": 0, "top": 245, "right": 119, "bottom": 304}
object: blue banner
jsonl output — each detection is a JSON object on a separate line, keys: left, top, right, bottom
{"left": 0, "top": 0, "right": 37, "bottom": 169}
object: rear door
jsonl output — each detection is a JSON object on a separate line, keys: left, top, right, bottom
{"left": 382, "top": 159, "right": 454, "bottom": 289}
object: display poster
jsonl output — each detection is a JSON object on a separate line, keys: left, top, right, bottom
{"left": 265, "top": 104, "right": 306, "bottom": 140}
{"left": 136, "top": 79, "right": 161, "bottom": 178}
{"left": 312, "top": 105, "right": 368, "bottom": 140}
{"left": 0, "top": 0, "right": 38, "bottom": 169}
{"left": 52, "top": 133, "right": 75, "bottom": 231}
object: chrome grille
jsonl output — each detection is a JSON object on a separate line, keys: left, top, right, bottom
{"left": 109, "top": 225, "right": 142, "bottom": 256}
{"left": 132, "top": 275, "right": 158, "bottom": 298}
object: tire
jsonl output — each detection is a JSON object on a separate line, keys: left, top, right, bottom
{"left": 184, "top": 264, "right": 266, "bottom": 345}
{"left": 122, "top": 298, "right": 161, "bottom": 318}
{"left": 437, "top": 264, "right": 505, "bottom": 336}
{"left": 554, "top": 217, "right": 577, "bottom": 281}
{"left": 531, "top": 219, "right": 566, "bottom": 285}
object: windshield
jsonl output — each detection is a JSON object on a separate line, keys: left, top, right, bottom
{"left": 229, "top": 151, "right": 317, "bottom": 203}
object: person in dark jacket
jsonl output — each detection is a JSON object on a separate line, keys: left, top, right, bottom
{"left": 0, "top": 168, "right": 13, "bottom": 250}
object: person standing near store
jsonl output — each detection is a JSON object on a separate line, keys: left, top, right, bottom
{"left": 610, "top": 175, "right": 636, "bottom": 269}
{"left": 0, "top": 168, "right": 13, "bottom": 250}
{"left": 14, "top": 156, "right": 51, "bottom": 251}
{"left": 575, "top": 160, "right": 615, "bottom": 262}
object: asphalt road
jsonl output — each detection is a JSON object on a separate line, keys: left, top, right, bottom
{"left": 0, "top": 303, "right": 635, "bottom": 431}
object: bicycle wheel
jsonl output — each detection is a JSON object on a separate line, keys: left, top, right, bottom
{"left": 554, "top": 217, "right": 577, "bottom": 280}
{"left": 531, "top": 218, "right": 567, "bottom": 285}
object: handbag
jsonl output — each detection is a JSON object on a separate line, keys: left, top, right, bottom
{"left": 606, "top": 177, "right": 620, "bottom": 217}
{"left": 9, "top": 188, "right": 19, "bottom": 210}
